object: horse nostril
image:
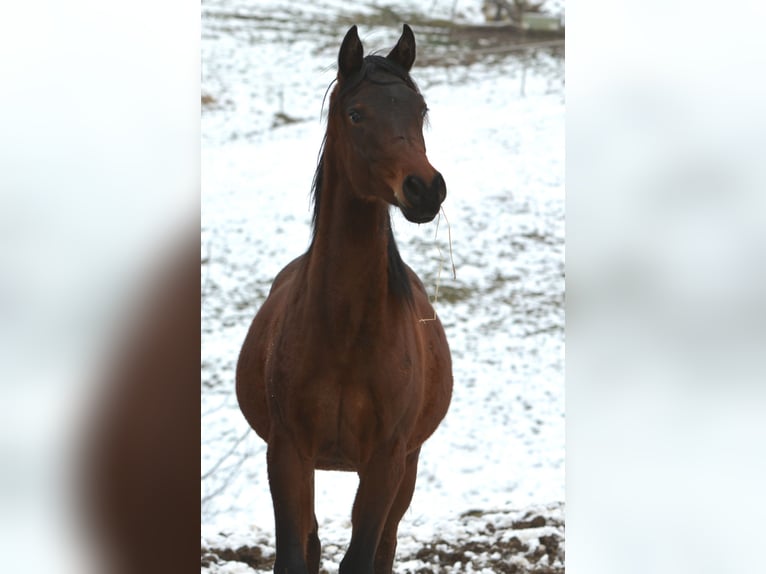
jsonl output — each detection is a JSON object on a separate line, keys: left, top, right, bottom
{"left": 431, "top": 172, "right": 446, "bottom": 202}
{"left": 402, "top": 175, "right": 426, "bottom": 206}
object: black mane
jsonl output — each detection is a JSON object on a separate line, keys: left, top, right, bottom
{"left": 308, "top": 55, "right": 416, "bottom": 302}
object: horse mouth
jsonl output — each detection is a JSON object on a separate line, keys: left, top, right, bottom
{"left": 399, "top": 205, "right": 440, "bottom": 224}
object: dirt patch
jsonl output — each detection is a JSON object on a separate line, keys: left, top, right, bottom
{"left": 202, "top": 504, "right": 564, "bottom": 573}
{"left": 202, "top": 544, "right": 274, "bottom": 570}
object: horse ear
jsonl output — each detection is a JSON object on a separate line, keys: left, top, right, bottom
{"left": 386, "top": 24, "right": 416, "bottom": 72}
{"left": 338, "top": 25, "right": 363, "bottom": 80}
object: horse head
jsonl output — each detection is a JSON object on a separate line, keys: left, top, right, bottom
{"left": 329, "top": 24, "right": 447, "bottom": 224}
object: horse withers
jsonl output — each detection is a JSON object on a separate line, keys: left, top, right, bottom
{"left": 236, "top": 24, "right": 452, "bottom": 574}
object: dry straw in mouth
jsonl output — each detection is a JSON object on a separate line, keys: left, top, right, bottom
{"left": 419, "top": 206, "right": 456, "bottom": 324}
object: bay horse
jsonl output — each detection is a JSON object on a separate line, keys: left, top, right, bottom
{"left": 236, "top": 24, "right": 452, "bottom": 574}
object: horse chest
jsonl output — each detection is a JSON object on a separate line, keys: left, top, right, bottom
{"left": 319, "top": 374, "right": 421, "bottom": 469}
{"left": 273, "top": 348, "right": 419, "bottom": 416}
{"left": 268, "top": 341, "right": 421, "bottom": 464}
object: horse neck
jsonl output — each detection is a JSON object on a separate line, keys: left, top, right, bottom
{"left": 305, "top": 155, "right": 395, "bottom": 333}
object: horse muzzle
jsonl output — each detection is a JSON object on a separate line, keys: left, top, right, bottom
{"left": 398, "top": 172, "right": 446, "bottom": 223}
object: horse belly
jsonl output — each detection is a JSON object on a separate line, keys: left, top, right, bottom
{"left": 408, "top": 319, "right": 452, "bottom": 449}
{"left": 235, "top": 319, "right": 272, "bottom": 441}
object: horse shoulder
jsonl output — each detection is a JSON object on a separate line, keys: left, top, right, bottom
{"left": 403, "top": 265, "right": 433, "bottom": 317}
{"left": 269, "top": 254, "right": 305, "bottom": 294}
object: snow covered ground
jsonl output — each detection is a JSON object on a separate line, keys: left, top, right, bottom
{"left": 202, "top": 1, "right": 564, "bottom": 571}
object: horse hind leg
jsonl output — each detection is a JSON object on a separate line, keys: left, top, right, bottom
{"left": 374, "top": 448, "right": 421, "bottom": 574}
{"left": 267, "top": 434, "right": 315, "bottom": 574}
{"left": 339, "top": 441, "right": 407, "bottom": 574}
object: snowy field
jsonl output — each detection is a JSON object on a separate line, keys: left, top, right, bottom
{"left": 201, "top": 1, "right": 564, "bottom": 571}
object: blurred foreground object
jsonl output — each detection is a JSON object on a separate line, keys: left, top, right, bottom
{"left": 83, "top": 233, "right": 200, "bottom": 574}
{"left": 0, "top": 0, "right": 198, "bottom": 572}
{"left": 567, "top": 1, "right": 766, "bottom": 572}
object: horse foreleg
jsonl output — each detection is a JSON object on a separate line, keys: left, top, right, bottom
{"left": 306, "top": 513, "right": 321, "bottom": 574}
{"left": 339, "top": 441, "right": 406, "bottom": 574}
{"left": 373, "top": 447, "right": 420, "bottom": 574}
{"left": 267, "top": 435, "right": 315, "bottom": 574}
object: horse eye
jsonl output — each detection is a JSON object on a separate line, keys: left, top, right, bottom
{"left": 421, "top": 106, "right": 429, "bottom": 118}
{"left": 348, "top": 109, "right": 362, "bottom": 124}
